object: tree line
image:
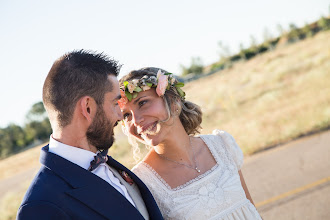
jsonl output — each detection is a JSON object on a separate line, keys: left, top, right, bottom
{"left": 0, "top": 102, "right": 51, "bottom": 159}
{"left": 180, "top": 15, "right": 330, "bottom": 76}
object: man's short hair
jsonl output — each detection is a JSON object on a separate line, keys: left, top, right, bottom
{"left": 43, "top": 49, "right": 121, "bottom": 128}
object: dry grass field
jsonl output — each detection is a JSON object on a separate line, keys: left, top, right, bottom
{"left": 184, "top": 31, "right": 330, "bottom": 154}
{"left": 0, "top": 31, "right": 329, "bottom": 220}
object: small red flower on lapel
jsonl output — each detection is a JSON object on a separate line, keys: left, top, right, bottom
{"left": 119, "top": 170, "right": 134, "bottom": 185}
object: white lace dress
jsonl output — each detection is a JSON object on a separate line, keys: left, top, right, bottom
{"left": 132, "top": 130, "right": 262, "bottom": 220}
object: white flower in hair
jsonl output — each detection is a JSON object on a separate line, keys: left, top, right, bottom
{"left": 157, "top": 70, "right": 162, "bottom": 79}
{"left": 127, "top": 82, "right": 136, "bottom": 93}
{"left": 171, "top": 77, "right": 176, "bottom": 84}
{"left": 131, "top": 79, "right": 139, "bottom": 86}
{"left": 141, "top": 85, "right": 151, "bottom": 91}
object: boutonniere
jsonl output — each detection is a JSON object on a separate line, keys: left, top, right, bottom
{"left": 119, "top": 170, "right": 134, "bottom": 185}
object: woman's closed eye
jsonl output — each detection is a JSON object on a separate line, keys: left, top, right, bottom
{"left": 138, "top": 100, "right": 148, "bottom": 107}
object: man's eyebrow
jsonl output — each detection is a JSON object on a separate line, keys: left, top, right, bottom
{"left": 113, "top": 94, "right": 122, "bottom": 101}
{"left": 133, "top": 96, "right": 147, "bottom": 105}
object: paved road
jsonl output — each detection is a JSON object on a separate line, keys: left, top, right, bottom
{"left": 1, "top": 130, "right": 329, "bottom": 219}
{"left": 0, "top": 166, "right": 39, "bottom": 198}
{"left": 242, "top": 130, "right": 330, "bottom": 219}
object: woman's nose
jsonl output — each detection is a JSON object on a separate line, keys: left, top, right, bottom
{"left": 131, "top": 111, "right": 143, "bottom": 126}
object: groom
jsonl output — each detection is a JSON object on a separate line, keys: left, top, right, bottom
{"left": 17, "top": 50, "right": 163, "bottom": 220}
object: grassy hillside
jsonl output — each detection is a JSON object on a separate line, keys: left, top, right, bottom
{"left": 184, "top": 30, "right": 330, "bottom": 155}
{"left": 0, "top": 145, "right": 43, "bottom": 220}
{"left": 0, "top": 30, "right": 329, "bottom": 220}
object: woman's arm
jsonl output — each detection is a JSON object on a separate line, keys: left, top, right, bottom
{"left": 238, "top": 170, "right": 255, "bottom": 205}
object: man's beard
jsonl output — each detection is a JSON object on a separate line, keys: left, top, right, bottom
{"left": 86, "top": 107, "right": 117, "bottom": 151}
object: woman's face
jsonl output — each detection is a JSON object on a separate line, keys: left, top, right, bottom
{"left": 120, "top": 88, "right": 173, "bottom": 146}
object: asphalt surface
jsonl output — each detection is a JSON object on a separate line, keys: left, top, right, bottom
{"left": 1, "top": 130, "right": 329, "bottom": 219}
{"left": 242, "top": 130, "right": 330, "bottom": 219}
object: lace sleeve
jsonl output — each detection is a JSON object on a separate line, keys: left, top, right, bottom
{"left": 212, "top": 129, "right": 244, "bottom": 170}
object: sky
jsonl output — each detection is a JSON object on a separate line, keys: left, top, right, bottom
{"left": 0, "top": 0, "right": 329, "bottom": 128}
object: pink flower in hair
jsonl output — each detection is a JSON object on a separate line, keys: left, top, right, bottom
{"left": 156, "top": 70, "right": 168, "bottom": 96}
{"left": 118, "top": 89, "right": 128, "bottom": 109}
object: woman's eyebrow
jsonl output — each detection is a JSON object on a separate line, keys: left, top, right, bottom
{"left": 133, "top": 96, "right": 147, "bottom": 105}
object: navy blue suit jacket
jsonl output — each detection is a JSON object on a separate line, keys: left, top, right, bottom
{"left": 17, "top": 145, "right": 163, "bottom": 220}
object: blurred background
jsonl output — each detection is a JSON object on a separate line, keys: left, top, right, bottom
{"left": 0, "top": 0, "right": 329, "bottom": 219}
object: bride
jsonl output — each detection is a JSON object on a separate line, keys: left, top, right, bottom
{"left": 118, "top": 67, "right": 262, "bottom": 220}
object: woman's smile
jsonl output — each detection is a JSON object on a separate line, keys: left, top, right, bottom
{"left": 138, "top": 121, "right": 160, "bottom": 136}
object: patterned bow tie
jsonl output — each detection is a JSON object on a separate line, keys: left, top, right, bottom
{"left": 88, "top": 149, "right": 108, "bottom": 172}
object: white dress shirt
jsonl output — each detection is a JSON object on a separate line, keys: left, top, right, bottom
{"left": 48, "top": 136, "right": 136, "bottom": 207}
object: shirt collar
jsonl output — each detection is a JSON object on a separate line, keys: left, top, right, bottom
{"left": 48, "top": 135, "right": 97, "bottom": 170}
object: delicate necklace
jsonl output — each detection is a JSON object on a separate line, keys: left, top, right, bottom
{"left": 157, "top": 137, "right": 201, "bottom": 173}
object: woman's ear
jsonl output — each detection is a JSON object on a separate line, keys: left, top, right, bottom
{"left": 80, "top": 96, "right": 96, "bottom": 123}
{"left": 172, "top": 100, "right": 182, "bottom": 116}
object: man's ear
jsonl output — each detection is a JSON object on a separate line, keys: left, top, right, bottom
{"left": 80, "top": 96, "right": 96, "bottom": 123}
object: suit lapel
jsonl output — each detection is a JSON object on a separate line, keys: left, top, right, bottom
{"left": 66, "top": 182, "right": 144, "bottom": 219}
{"left": 40, "top": 145, "right": 145, "bottom": 220}
{"left": 107, "top": 165, "right": 150, "bottom": 220}
{"left": 107, "top": 156, "right": 163, "bottom": 219}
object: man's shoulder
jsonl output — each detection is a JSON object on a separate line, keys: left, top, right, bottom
{"left": 18, "top": 166, "right": 77, "bottom": 219}
{"left": 17, "top": 200, "right": 70, "bottom": 220}
{"left": 22, "top": 166, "right": 71, "bottom": 204}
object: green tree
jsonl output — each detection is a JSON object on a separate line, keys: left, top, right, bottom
{"left": 239, "top": 43, "right": 246, "bottom": 59}
{"left": 301, "top": 23, "right": 314, "bottom": 38}
{"left": 181, "top": 57, "right": 204, "bottom": 76}
{"left": 249, "top": 35, "right": 259, "bottom": 53}
{"left": 287, "top": 23, "right": 300, "bottom": 42}
{"left": 26, "top": 101, "right": 48, "bottom": 122}
{"left": 317, "top": 16, "right": 330, "bottom": 31}
{"left": 0, "top": 102, "right": 52, "bottom": 158}
{"left": 0, "top": 128, "right": 14, "bottom": 157}
{"left": 0, "top": 124, "right": 26, "bottom": 158}
{"left": 25, "top": 101, "right": 52, "bottom": 142}
{"left": 7, "top": 124, "right": 26, "bottom": 149}
{"left": 24, "top": 123, "right": 37, "bottom": 144}
{"left": 26, "top": 119, "right": 52, "bottom": 141}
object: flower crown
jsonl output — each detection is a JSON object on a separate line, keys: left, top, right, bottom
{"left": 118, "top": 70, "right": 185, "bottom": 108}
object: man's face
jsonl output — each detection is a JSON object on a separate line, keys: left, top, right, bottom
{"left": 86, "top": 75, "right": 123, "bottom": 150}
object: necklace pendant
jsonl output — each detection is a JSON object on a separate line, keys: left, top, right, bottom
{"left": 196, "top": 167, "right": 201, "bottom": 173}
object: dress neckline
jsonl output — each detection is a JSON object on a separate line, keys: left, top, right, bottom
{"left": 141, "top": 135, "right": 220, "bottom": 191}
